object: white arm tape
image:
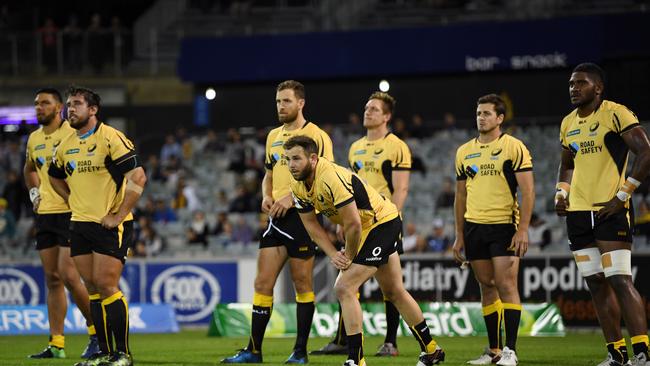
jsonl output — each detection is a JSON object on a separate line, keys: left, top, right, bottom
{"left": 29, "top": 187, "right": 40, "bottom": 203}
{"left": 126, "top": 179, "right": 143, "bottom": 194}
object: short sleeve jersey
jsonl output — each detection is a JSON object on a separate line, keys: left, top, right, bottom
{"left": 455, "top": 133, "right": 533, "bottom": 224}
{"left": 559, "top": 100, "right": 640, "bottom": 211}
{"left": 348, "top": 133, "right": 411, "bottom": 200}
{"left": 49, "top": 122, "right": 141, "bottom": 223}
{"left": 290, "top": 158, "right": 399, "bottom": 234}
{"left": 25, "top": 121, "right": 75, "bottom": 214}
{"left": 265, "top": 121, "right": 334, "bottom": 200}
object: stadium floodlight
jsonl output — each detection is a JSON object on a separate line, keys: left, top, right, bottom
{"left": 205, "top": 87, "right": 216, "bottom": 100}
{"left": 379, "top": 80, "right": 390, "bottom": 92}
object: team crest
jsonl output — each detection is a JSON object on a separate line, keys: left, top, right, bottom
{"left": 589, "top": 121, "right": 599, "bottom": 136}
{"left": 490, "top": 148, "right": 502, "bottom": 160}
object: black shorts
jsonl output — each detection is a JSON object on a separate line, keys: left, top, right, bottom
{"left": 35, "top": 213, "right": 71, "bottom": 250}
{"left": 70, "top": 220, "right": 134, "bottom": 263}
{"left": 566, "top": 210, "right": 633, "bottom": 251}
{"left": 464, "top": 221, "right": 516, "bottom": 261}
{"left": 259, "top": 208, "right": 316, "bottom": 259}
{"left": 353, "top": 216, "right": 402, "bottom": 267}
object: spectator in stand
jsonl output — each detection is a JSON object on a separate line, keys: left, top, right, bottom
{"left": 636, "top": 197, "right": 650, "bottom": 244}
{"left": 435, "top": 176, "right": 455, "bottom": 211}
{"left": 231, "top": 214, "right": 253, "bottom": 244}
{"left": 402, "top": 222, "right": 424, "bottom": 253}
{"left": 226, "top": 128, "right": 246, "bottom": 174}
{"left": 145, "top": 154, "right": 165, "bottom": 182}
{"left": 229, "top": 186, "right": 253, "bottom": 213}
{"left": 204, "top": 129, "right": 225, "bottom": 153}
{"left": 392, "top": 117, "right": 408, "bottom": 139}
{"left": 87, "top": 13, "right": 106, "bottom": 74}
{"left": 187, "top": 210, "right": 209, "bottom": 247}
{"left": 213, "top": 211, "right": 230, "bottom": 236}
{"left": 152, "top": 199, "right": 177, "bottom": 223}
{"left": 38, "top": 18, "right": 58, "bottom": 72}
{"left": 214, "top": 190, "right": 230, "bottom": 213}
{"left": 253, "top": 213, "right": 269, "bottom": 242}
{"left": 63, "top": 15, "right": 83, "bottom": 71}
{"left": 135, "top": 196, "right": 156, "bottom": 221}
{"left": 133, "top": 216, "right": 163, "bottom": 257}
{"left": 160, "top": 134, "right": 182, "bottom": 167}
{"left": 425, "top": 219, "right": 450, "bottom": 252}
{"left": 0, "top": 198, "right": 16, "bottom": 247}
{"left": 345, "top": 112, "right": 364, "bottom": 136}
{"left": 173, "top": 176, "right": 202, "bottom": 212}
{"left": 2, "top": 140, "right": 23, "bottom": 174}
{"left": 2, "top": 170, "right": 26, "bottom": 220}
{"left": 528, "top": 213, "right": 552, "bottom": 251}
{"left": 409, "top": 113, "right": 429, "bottom": 139}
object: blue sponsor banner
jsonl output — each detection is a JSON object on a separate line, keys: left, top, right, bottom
{"left": 146, "top": 262, "right": 238, "bottom": 325}
{"left": 0, "top": 304, "right": 179, "bottom": 335}
{"left": 0, "top": 265, "right": 45, "bottom": 306}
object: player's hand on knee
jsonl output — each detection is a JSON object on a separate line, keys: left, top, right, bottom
{"left": 331, "top": 250, "right": 351, "bottom": 270}
{"left": 452, "top": 238, "right": 466, "bottom": 264}
{"left": 261, "top": 196, "right": 274, "bottom": 214}
{"left": 594, "top": 197, "right": 625, "bottom": 219}
{"left": 554, "top": 196, "right": 569, "bottom": 216}
{"left": 270, "top": 194, "right": 293, "bottom": 218}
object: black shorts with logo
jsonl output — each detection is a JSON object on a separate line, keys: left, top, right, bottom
{"left": 566, "top": 210, "right": 633, "bottom": 251}
{"left": 35, "top": 212, "right": 71, "bottom": 250}
{"left": 70, "top": 220, "right": 134, "bottom": 263}
{"left": 353, "top": 216, "right": 402, "bottom": 267}
{"left": 259, "top": 208, "right": 316, "bottom": 259}
{"left": 464, "top": 221, "right": 516, "bottom": 261}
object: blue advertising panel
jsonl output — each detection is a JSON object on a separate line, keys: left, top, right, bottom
{"left": 0, "top": 304, "right": 179, "bottom": 335}
{"left": 145, "top": 262, "right": 238, "bottom": 324}
{"left": 0, "top": 265, "right": 45, "bottom": 306}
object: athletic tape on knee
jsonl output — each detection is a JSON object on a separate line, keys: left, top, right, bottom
{"left": 573, "top": 248, "right": 603, "bottom": 277}
{"left": 602, "top": 250, "right": 632, "bottom": 277}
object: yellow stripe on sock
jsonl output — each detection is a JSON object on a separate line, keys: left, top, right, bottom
{"left": 122, "top": 296, "right": 130, "bottom": 354}
{"left": 101, "top": 291, "right": 124, "bottom": 306}
{"left": 49, "top": 334, "right": 65, "bottom": 349}
{"left": 482, "top": 299, "right": 502, "bottom": 316}
{"left": 100, "top": 302, "right": 113, "bottom": 353}
{"left": 502, "top": 303, "right": 523, "bottom": 311}
{"left": 295, "top": 292, "right": 315, "bottom": 303}
{"left": 253, "top": 292, "right": 273, "bottom": 307}
{"left": 89, "top": 293, "right": 101, "bottom": 301}
{"left": 87, "top": 325, "right": 96, "bottom": 336}
{"left": 632, "top": 335, "right": 650, "bottom": 347}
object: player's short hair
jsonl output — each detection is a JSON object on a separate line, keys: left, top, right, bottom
{"left": 35, "top": 88, "right": 63, "bottom": 104}
{"left": 277, "top": 80, "right": 305, "bottom": 100}
{"left": 573, "top": 62, "right": 606, "bottom": 84}
{"left": 66, "top": 85, "right": 101, "bottom": 108}
{"left": 284, "top": 135, "right": 318, "bottom": 156}
{"left": 368, "top": 91, "right": 396, "bottom": 115}
{"left": 477, "top": 94, "right": 506, "bottom": 117}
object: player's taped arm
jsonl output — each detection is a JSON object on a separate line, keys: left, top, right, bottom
{"left": 111, "top": 167, "right": 147, "bottom": 222}
{"left": 555, "top": 182, "right": 570, "bottom": 202}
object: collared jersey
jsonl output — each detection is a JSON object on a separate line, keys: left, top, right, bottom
{"left": 455, "top": 133, "right": 533, "bottom": 224}
{"left": 559, "top": 100, "right": 640, "bottom": 211}
{"left": 348, "top": 133, "right": 411, "bottom": 200}
{"left": 25, "top": 121, "right": 75, "bottom": 214}
{"left": 49, "top": 122, "right": 140, "bottom": 223}
{"left": 291, "top": 158, "right": 399, "bottom": 233}
{"left": 265, "top": 121, "right": 334, "bottom": 200}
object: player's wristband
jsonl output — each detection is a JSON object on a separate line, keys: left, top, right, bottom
{"left": 29, "top": 187, "right": 40, "bottom": 204}
{"left": 617, "top": 177, "right": 641, "bottom": 202}
{"left": 555, "top": 182, "right": 570, "bottom": 200}
{"left": 616, "top": 190, "right": 630, "bottom": 202}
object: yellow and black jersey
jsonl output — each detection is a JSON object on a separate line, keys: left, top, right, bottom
{"left": 290, "top": 158, "right": 399, "bottom": 234}
{"left": 48, "top": 122, "right": 141, "bottom": 223}
{"left": 265, "top": 121, "right": 334, "bottom": 200}
{"left": 348, "top": 133, "right": 411, "bottom": 200}
{"left": 25, "top": 121, "right": 75, "bottom": 214}
{"left": 455, "top": 133, "right": 533, "bottom": 224}
{"left": 560, "top": 100, "right": 639, "bottom": 211}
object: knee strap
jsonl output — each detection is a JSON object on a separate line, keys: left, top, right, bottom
{"left": 573, "top": 247, "right": 603, "bottom": 277}
{"left": 602, "top": 250, "right": 632, "bottom": 277}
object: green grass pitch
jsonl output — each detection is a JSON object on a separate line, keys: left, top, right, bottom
{"left": 1, "top": 330, "right": 606, "bottom": 366}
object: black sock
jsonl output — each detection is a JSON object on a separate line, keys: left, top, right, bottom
{"left": 410, "top": 320, "right": 436, "bottom": 353}
{"left": 247, "top": 293, "right": 273, "bottom": 354}
{"left": 294, "top": 293, "right": 315, "bottom": 352}
{"left": 102, "top": 291, "right": 130, "bottom": 354}
{"left": 347, "top": 332, "right": 363, "bottom": 363}
{"left": 632, "top": 335, "right": 649, "bottom": 358}
{"left": 90, "top": 294, "right": 112, "bottom": 354}
{"left": 383, "top": 300, "right": 400, "bottom": 346}
{"left": 482, "top": 300, "right": 503, "bottom": 350}
{"left": 333, "top": 303, "right": 347, "bottom": 345}
{"left": 503, "top": 303, "right": 521, "bottom": 351}
{"left": 607, "top": 339, "right": 629, "bottom": 364}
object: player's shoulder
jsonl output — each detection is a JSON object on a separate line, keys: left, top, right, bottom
{"left": 386, "top": 132, "right": 406, "bottom": 144}
{"left": 27, "top": 126, "right": 44, "bottom": 142}
{"left": 600, "top": 100, "right": 628, "bottom": 113}
{"left": 349, "top": 136, "right": 365, "bottom": 149}
{"left": 560, "top": 109, "right": 576, "bottom": 126}
{"left": 456, "top": 138, "right": 476, "bottom": 153}
{"left": 267, "top": 125, "right": 283, "bottom": 138}
{"left": 304, "top": 121, "right": 330, "bottom": 137}
{"left": 501, "top": 133, "right": 527, "bottom": 146}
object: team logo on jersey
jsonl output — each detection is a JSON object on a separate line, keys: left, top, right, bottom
{"left": 465, "top": 164, "right": 479, "bottom": 178}
{"left": 87, "top": 143, "right": 97, "bottom": 152}
{"left": 317, "top": 194, "right": 325, "bottom": 203}
{"left": 65, "top": 148, "right": 80, "bottom": 155}
{"left": 465, "top": 153, "right": 481, "bottom": 159}
{"left": 374, "top": 148, "right": 384, "bottom": 155}
{"left": 53, "top": 140, "right": 61, "bottom": 148}
{"left": 569, "top": 142, "right": 580, "bottom": 156}
{"left": 65, "top": 160, "right": 76, "bottom": 175}
{"left": 34, "top": 144, "right": 46, "bottom": 151}
{"left": 589, "top": 121, "right": 599, "bottom": 136}
{"left": 567, "top": 129, "right": 581, "bottom": 137}
{"left": 491, "top": 148, "right": 502, "bottom": 156}
{"left": 35, "top": 156, "right": 46, "bottom": 169}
